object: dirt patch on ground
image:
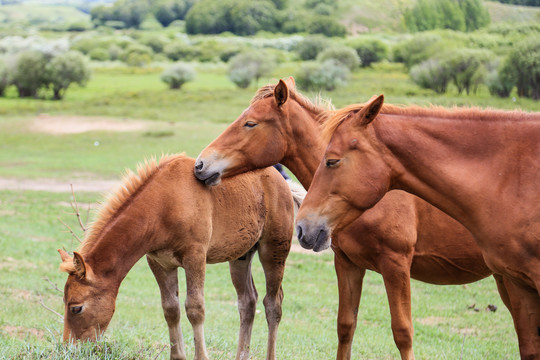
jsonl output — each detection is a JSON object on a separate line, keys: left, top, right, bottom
{"left": 32, "top": 114, "right": 149, "bottom": 134}
{"left": 2, "top": 325, "right": 46, "bottom": 340}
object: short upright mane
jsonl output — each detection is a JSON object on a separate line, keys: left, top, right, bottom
{"left": 321, "top": 102, "right": 537, "bottom": 144}
{"left": 251, "top": 83, "right": 334, "bottom": 117}
{"left": 78, "top": 154, "right": 181, "bottom": 255}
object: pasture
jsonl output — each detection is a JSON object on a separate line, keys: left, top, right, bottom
{"left": 0, "top": 63, "right": 530, "bottom": 358}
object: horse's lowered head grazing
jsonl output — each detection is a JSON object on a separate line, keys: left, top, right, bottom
{"left": 58, "top": 249, "right": 117, "bottom": 342}
{"left": 194, "top": 77, "right": 297, "bottom": 186}
{"left": 296, "top": 94, "right": 389, "bottom": 249}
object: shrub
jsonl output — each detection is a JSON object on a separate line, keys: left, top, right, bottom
{"left": 160, "top": 62, "right": 195, "bottom": 89}
{"left": 11, "top": 50, "right": 49, "bottom": 97}
{"left": 140, "top": 34, "right": 169, "bottom": 53}
{"left": 119, "top": 44, "right": 154, "bottom": 67}
{"left": 392, "top": 33, "right": 443, "bottom": 69}
{"left": 0, "top": 58, "right": 11, "bottom": 96}
{"left": 502, "top": 37, "right": 540, "bottom": 99}
{"left": 485, "top": 67, "right": 514, "bottom": 98}
{"left": 305, "top": 15, "right": 347, "bottom": 37}
{"left": 228, "top": 50, "right": 277, "bottom": 88}
{"left": 410, "top": 58, "right": 451, "bottom": 94}
{"left": 295, "top": 59, "right": 350, "bottom": 91}
{"left": 444, "top": 48, "right": 492, "bottom": 94}
{"left": 295, "top": 35, "right": 331, "bottom": 61}
{"left": 89, "top": 47, "right": 110, "bottom": 61}
{"left": 317, "top": 46, "right": 361, "bottom": 71}
{"left": 347, "top": 38, "right": 388, "bottom": 67}
{"left": 45, "top": 51, "right": 92, "bottom": 100}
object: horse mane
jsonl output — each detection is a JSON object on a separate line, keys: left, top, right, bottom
{"left": 321, "top": 102, "right": 537, "bottom": 144}
{"left": 251, "top": 82, "right": 334, "bottom": 121}
{"left": 78, "top": 153, "right": 183, "bottom": 256}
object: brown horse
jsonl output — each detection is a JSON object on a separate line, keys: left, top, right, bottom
{"left": 58, "top": 154, "right": 303, "bottom": 360}
{"left": 296, "top": 94, "right": 540, "bottom": 359}
{"left": 193, "top": 78, "right": 516, "bottom": 359}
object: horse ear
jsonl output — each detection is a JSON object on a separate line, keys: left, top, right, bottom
{"left": 72, "top": 251, "right": 87, "bottom": 279}
{"left": 274, "top": 79, "right": 289, "bottom": 107}
{"left": 285, "top": 76, "right": 295, "bottom": 88}
{"left": 357, "top": 94, "right": 384, "bottom": 126}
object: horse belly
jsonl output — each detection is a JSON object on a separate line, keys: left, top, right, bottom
{"left": 206, "top": 220, "right": 264, "bottom": 264}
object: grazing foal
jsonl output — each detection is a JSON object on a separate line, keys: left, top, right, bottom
{"left": 58, "top": 154, "right": 300, "bottom": 360}
{"left": 297, "top": 95, "right": 540, "bottom": 360}
{"left": 193, "top": 78, "right": 517, "bottom": 359}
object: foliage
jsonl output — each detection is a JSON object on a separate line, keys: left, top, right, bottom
{"left": 10, "top": 50, "right": 49, "bottom": 98}
{"left": 410, "top": 58, "right": 451, "bottom": 94}
{"left": 119, "top": 43, "right": 154, "bottom": 67}
{"left": 485, "top": 60, "right": 514, "bottom": 98}
{"left": 228, "top": 50, "right": 277, "bottom": 88}
{"left": 294, "top": 35, "right": 331, "bottom": 61}
{"left": 91, "top": 0, "right": 150, "bottom": 29}
{"left": 185, "top": 0, "right": 279, "bottom": 36}
{"left": 89, "top": 47, "right": 110, "bottom": 61}
{"left": 392, "top": 33, "right": 444, "bottom": 69}
{"left": 0, "top": 57, "right": 11, "bottom": 96}
{"left": 305, "top": 14, "right": 347, "bottom": 37}
{"left": 44, "top": 51, "right": 92, "bottom": 100}
{"left": 347, "top": 38, "right": 388, "bottom": 67}
{"left": 443, "top": 48, "right": 493, "bottom": 95}
{"left": 403, "top": 0, "right": 490, "bottom": 32}
{"left": 316, "top": 46, "right": 361, "bottom": 71}
{"left": 153, "top": 0, "right": 195, "bottom": 27}
{"left": 295, "top": 59, "right": 350, "bottom": 91}
{"left": 502, "top": 37, "right": 540, "bottom": 99}
{"left": 160, "top": 62, "right": 196, "bottom": 89}
{"left": 492, "top": 0, "right": 540, "bottom": 5}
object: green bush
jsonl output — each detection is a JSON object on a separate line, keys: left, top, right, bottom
{"left": 89, "top": 47, "right": 110, "bottom": 61}
{"left": 444, "top": 48, "right": 492, "bottom": 94}
{"left": 305, "top": 15, "right": 347, "bottom": 37}
{"left": 317, "top": 46, "right": 361, "bottom": 71}
{"left": 120, "top": 44, "right": 154, "bottom": 67}
{"left": 160, "top": 62, "right": 196, "bottom": 89}
{"left": 295, "top": 59, "right": 350, "bottom": 91}
{"left": 295, "top": 35, "right": 331, "bottom": 61}
{"left": 502, "top": 37, "right": 540, "bottom": 99}
{"left": 485, "top": 64, "right": 514, "bottom": 98}
{"left": 0, "top": 58, "right": 11, "bottom": 96}
{"left": 185, "top": 0, "right": 279, "bottom": 35}
{"left": 140, "top": 34, "right": 169, "bottom": 53}
{"left": 392, "top": 33, "right": 443, "bottom": 69}
{"left": 410, "top": 58, "right": 451, "bottom": 94}
{"left": 347, "top": 38, "right": 388, "bottom": 67}
{"left": 11, "top": 50, "right": 49, "bottom": 98}
{"left": 44, "top": 51, "right": 92, "bottom": 100}
{"left": 228, "top": 50, "right": 277, "bottom": 88}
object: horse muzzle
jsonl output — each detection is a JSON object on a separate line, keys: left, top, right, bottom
{"left": 296, "top": 218, "right": 331, "bottom": 252}
{"left": 194, "top": 157, "right": 223, "bottom": 186}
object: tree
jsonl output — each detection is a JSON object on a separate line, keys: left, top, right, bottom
{"left": 295, "top": 35, "right": 331, "bottom": 61}
{"left": 317, "top": 46, "right": 361, "bottom": 71}
{"left": 410, "top": 58, "right": 451, "bottom": 94}
{"left": 11, "top": 50, "right": 48, "bottom": 98}
{"left": 295, "top": 59, "right": 350, "bottom": 91}
{"left": 228, "top": 50, "right": 277, "bottom": 88}
{"left": 45, "top": 51, "right": 91, "bottom": 100}
{"left": 347, "top": 39, "right": 388, "bottom": 67}
{"left": 0, "top": 58, "right": 11, "bottom": 96}
{"left": 444, "top": 48, "right": 492, "bottom": 95}
{"left": 502, "top": 37, "right": 540, "bottom": 99}
{"left": 161, "top": 62, "right": 195, "bottom": 89}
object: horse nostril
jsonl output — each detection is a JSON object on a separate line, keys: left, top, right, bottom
{"left": 195, "top": 161, "right": 203, "bottom": 172}
{"left": 296, "top": 225, "right": 303, "bottom": 240}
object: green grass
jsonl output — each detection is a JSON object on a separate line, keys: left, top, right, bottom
{"left": 0, "top": 62, "right": 533, "bottom": 359}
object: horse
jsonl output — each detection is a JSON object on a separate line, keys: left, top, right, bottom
{"left": 296, "top": 94, "right": 540, "bottom": 359}
{"left": 58, "top": 154, "right": 304, "bottom": 360}
{"left": 193, "top": 78, "right": 517, "bottom": 359}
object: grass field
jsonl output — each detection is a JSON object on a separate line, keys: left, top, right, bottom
{"left": 0, "top": 62, "right": 532, "bottom": 359}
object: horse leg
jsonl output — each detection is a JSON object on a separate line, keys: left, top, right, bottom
{"left": 379, "top": 257, "right": 415, "bottom": 360}
{"left": 334, "top": 249, "right": 366, "bottom": 360}
{"left": 503, "top": 277, "right": 540, "bottom": 360}
{"left": 146, "top": 256, "right": 186, "bottom": 360}
{"left": 183, "top": 256, "right": 209, "bottom": 360}
{"left": 257, "top": 239, "right": 290, "bottom": 360}
{"left": 229, "top": 247, "right": 259, "bottom": 360}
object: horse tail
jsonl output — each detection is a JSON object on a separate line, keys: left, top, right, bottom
{"left": 287, "top": 180, "right": 306, "bottom": 214}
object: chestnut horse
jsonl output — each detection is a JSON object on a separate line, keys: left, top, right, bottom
{"left": 193, "top": 78, "right": 517, "bottom": 359}
{"left": 296, "top": 95, "right": 540, "bottom": 359}
{"left": 58, "top": 154, "right": 303, "bottom": 360}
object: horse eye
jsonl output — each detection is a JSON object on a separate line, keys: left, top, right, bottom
{"left": 326, "top": 159, "right": 340, "bottom": 168}
{"left": 70, "top": 305, "right": 83, "bottom": 315}
{"left": 244, "top": 121, "right": 257, "bottom": 128}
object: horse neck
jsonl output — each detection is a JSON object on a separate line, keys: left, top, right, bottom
{"left": 374, "top": 113, "right": 520, "bottom": 231}
{"left": 82, "top": 196, "right": 161, "bottom": 286}
{"left": 281, "top": 99, "right": 327, "bottom": 189}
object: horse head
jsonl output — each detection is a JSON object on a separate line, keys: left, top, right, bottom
{"left": 58, "top": 249, "right": 118, "bottom": 342}
{"left": 194, "top": 78, "right": 295, "bottom": 186}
